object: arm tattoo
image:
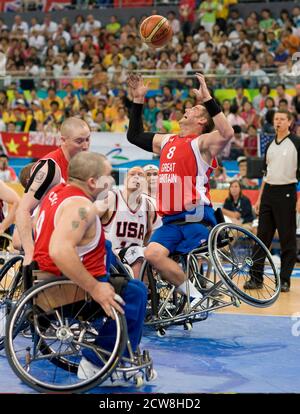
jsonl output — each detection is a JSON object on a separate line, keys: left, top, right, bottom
{"left": 72, "top": 221, "right": 80, "bottom": 230}
{"left": 78, "top": 207, "right": 88, "bottom": 221}
{"left": 35, "top": 171, "right": 46, "bottom": 183}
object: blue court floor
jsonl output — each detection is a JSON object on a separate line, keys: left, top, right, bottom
{"left": 1, "top": 312, "right": 299, "bottom": 394}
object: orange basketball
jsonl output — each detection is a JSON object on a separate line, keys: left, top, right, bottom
{"left": 140, "top": 15, "right": 173, "bottom": 49}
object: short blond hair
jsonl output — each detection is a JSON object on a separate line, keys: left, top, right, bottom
{"left": 68, "top": 152, "right": 107, "bottom": 182}
{"left": 60, "top": 117, "right": 90, "bottom": 139}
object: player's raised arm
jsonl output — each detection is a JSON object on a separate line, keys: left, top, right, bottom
{"left": 126, "top": 74, "right": 172, "bottom": 155}
{"left": 193, "top": 73, "right": 234, "bottom": 159}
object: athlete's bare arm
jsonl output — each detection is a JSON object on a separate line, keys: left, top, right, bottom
{"left": 94, "top": 190, "right": 117, "bottom": 223}
{"left": 49, "top": 198, "right": 124, "bottom": 318}
{"left": 0, "top": 180, "right": 20, "bottom": 235}
{"left": 16, "top": 159, "right": 62, "bottom": 265}
{"left": 193, "top": 73, "right": 234, "bottom": 163}
{"left": 144, "top": 200, "right": 155, "bottom": 245}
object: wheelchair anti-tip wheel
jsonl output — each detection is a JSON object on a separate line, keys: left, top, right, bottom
{"left": 208, "top": 223, "right": 280, "bottom": 307}
{"left": 5, "top": 278, "right": 127, "bottom": 393}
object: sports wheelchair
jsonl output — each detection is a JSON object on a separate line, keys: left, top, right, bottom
{"left": 4, "top": 273, "right": 155, "bottom": 393}
{"left": 139, "top": 219, "right": 281, "bottom": 336}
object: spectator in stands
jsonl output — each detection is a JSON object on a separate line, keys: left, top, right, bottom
{"left": 278, "top": 99, "right": 289, "bottom": 112}
{"left": 210, "top": 162, "right": 229, "bottom": 189}
{"left": 232, "top": 87, "right": 248, "bottom": 109}
{"left": 259, "top": 9, "right": 275, "bottom": 32}
{"left": 281, "top": 28, "right": 300, "bottom": 56}
{"left": 42, "top": 87, "right": 64, "bottom": 111}
{"left": 244, "top": 125, "right": 258, "bottom": 157}
{"left": 240, "top": 101, "right": 260, "bottom": 130}
{"left": 221, "top": 99, "right": 231, "bottom": 117}
{"left": 229, "top": 125, "right": 245, "bottom": 160}
{"left": 106, "top": 15, "right": 121, "bottom": 35}
{"left": 227, "top": 105, "right": 246, "bottom": 130}
{"left": 167, "top": 11, "right": 181, "bottom": 35}
{"left": 110, "top": 106, "right": 129, "bottom": 133}
{"left": 222, "top": 180, "right": 254, "bottom": 231}
{"left": 261, "top": 109, "right": 276, "bottom": 135}
{"left": 292, "top": 84, "right": 300, "bottom": 117}
{"left": 275, "top": 83, "right": 292, "bottom": 110}
{"left": 0, "top": 154, "right": 18, "bottom": 182}
{"left": 179, "top": 0, "right": 196, "bottom": 38}
{"left": 252, "top": 84, "right": 271, "bottom": 112}
{"left": 198, "top": 0, "right": 219, "bottom": 34}
{"left": 243, "top": 59, "right": 270, "bottom": 88}
{"left": 232, "top": 156, "right": 258, "bottom": 189}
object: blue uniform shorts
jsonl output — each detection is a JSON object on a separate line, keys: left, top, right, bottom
{"left": 150, "top": 205, "right": 217, "bottom": 254}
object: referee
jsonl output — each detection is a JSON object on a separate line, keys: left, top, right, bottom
{"left": 244, "top": 110, "right": 300, "bottom": 293}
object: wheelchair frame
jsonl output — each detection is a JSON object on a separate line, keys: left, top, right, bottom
{"left": 4, "top": 276, "right": 155, "bottom": 393}
{"left": 139, "top": 222, "right": 281, "bottom": 336}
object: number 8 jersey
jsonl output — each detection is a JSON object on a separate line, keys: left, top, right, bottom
{"left": 157, "top": 134, "right": 217, "bottom": 216}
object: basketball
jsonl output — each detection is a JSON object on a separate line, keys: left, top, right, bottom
{"left": 140, "top": 15, "right": 173, "bottom": 48}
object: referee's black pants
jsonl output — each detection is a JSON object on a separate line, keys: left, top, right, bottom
{"left": 251, "top": 183, "right": 297, "bottom": 286}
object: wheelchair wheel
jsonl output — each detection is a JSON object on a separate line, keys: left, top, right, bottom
{"left": 0, "top": 255, "right": 24, "bottom": 350}
{"left": 209, "top": 223, "right": 280, "bottom": 307}
{"left": 5, "top": 278, "right": 127, "bottom": 393}
{"left": 0, "top": 234, "right": 13, "bottom": 264}
{"left": 140, "top": 258, "right": 187, "bottom": 324}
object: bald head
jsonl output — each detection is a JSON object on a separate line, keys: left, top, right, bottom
{"left": 60, "top": 117, "right": 91, "bottom": 159}
{"left": 68, "top": 152, "right": 107, "bottom": 182}
{"left": 60, "top": 117, "right": 90, "bottom": 140}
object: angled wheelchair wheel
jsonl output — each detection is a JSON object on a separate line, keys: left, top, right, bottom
{"left": 140, "top": 258, "right": 187, "bottom": 325}
{"left": 0, "top": 255, "right": 24, "bottom": 350}
{"left": 208, "top": 223, "right": 280, "bottom": 307}
{"left": 5, "top": 278, "right": 127, "bottom": 393}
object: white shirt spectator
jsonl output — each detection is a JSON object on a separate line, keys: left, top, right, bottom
{"left": 41, "top": 21, "right": 58, "bottom": 35}
{"left": 199, "top": 52, "right": 213, "bottom": 72}
{"left": 53, "top": 29, "right": 71, "bottom": 45}
{"left": 0, "top": 51, "right": 6, "bottom": 77}
{"left": 26, "top": 63, "right": 40, "bottom": 76}
{"left": 169, "top": 18, "right": 180, "bottom": 35}
{"left": 12, "top": 21, "right": 29, "bottom": 34}
{"left": 29, "top": 23, "right": 42, "bottom": 34}
{"left": 68, "top": 60, "right": 83, "bottom": 77}
{"left": 84, "top": 19, "right": 101, "bottom": 33}
{"left": 29, "top": 33, "right": 46, "bottom": 50}
{"left": 245, "top": 67, "right": 270, "bottom": 85}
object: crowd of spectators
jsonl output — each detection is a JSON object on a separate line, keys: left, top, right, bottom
{"left": 0, "top": 3, "right": 299, "bottom": 163}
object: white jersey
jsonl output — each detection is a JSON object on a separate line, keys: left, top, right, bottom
{"left": 104, "top": 189, "right": 150, "bottom": 250}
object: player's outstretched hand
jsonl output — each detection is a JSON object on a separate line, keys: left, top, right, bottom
{"left": 127, "top": 73, "right": 150, "bottom": 102}
{"left": 192, "top": 72, "right": 212, "bottom": 103}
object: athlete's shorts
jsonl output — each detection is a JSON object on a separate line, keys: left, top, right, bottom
{"left": 150, "top": 205, "right": 217, "bottom": 254}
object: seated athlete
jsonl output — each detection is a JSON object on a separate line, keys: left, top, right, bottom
{"left": 32, "top": 152, "right": 148, "bottom": 380}
{"left": 127, "top": 73, "right": 234, "bottom": 307}
{"left": 96, "top": 166, "right": 155, "bottom": 278}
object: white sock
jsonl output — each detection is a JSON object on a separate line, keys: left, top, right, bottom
{"left": 177, "top": 280, "right": 202, "bottom": 299}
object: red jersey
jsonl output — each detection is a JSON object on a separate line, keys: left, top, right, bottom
{"left": 33, "top": 183, "right": 106, "bottom": 277}
{"left": 157, "top": 134, "right": 217, "bottom": 216}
